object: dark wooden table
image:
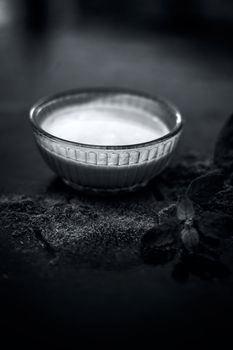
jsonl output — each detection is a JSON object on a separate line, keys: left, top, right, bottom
{"left": 1, "top": 17, "right": 233, "bottom": 346}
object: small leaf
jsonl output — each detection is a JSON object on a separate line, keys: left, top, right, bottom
{"left": 214, "top": 113, "right": 233, "bottom": 172}
{"left": 176, "top": 195, "right": 195, "bottom": 221}
{"left": 197, "top": 211, "right": 233, "bottom": 239}
{"left": 181, "top": 226, "right": 199, "bottom": 251}
{"left": 209, "top": 186, "right": 233, "bottom": 215}
{"left": 187, "top": 170, "right": 224, "bottom": 207}
{"left": 158, "top": 203, "right": 177, "bottom": 224}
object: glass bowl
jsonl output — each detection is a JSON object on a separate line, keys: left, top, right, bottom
{"left": 29, "top": 89, "right": 183, "bottom": 194}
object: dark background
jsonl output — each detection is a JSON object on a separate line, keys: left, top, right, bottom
{"left": 1, "top": 0, "right": 233, "bottom": 346}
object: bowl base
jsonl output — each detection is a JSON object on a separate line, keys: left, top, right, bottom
{"left": 63, "top": 179, "right": 149, "bottom": 195}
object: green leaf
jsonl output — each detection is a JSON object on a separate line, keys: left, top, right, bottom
{"left": 176, "top": 195, "right": 195, "bottom": 221}
{"left": 186, "top": 170, "right": 224, "bottom": 207}
{"left": 181, "top": 226, "right": 199, "bottom": 251}
{"left": 158, "top": 203, "right": 177, "bottom": 224}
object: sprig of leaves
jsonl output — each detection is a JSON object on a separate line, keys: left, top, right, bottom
{"left": 176, "top": 194, "right": 199, "bottom": 251}
{"left": 144, "top": 112, "right": 233, "bottom": 275}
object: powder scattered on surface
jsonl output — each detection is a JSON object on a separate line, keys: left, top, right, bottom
{"left": 1, "top": 154, "right": 232, "bottom": 280}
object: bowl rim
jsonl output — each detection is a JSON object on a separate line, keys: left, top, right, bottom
{"left": 29, "top": 88, "right": 183, "bottom": 150}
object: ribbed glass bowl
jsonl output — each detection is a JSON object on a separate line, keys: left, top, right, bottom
{"left": 29, "top": 89, "right": 183, "bottom": 194}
